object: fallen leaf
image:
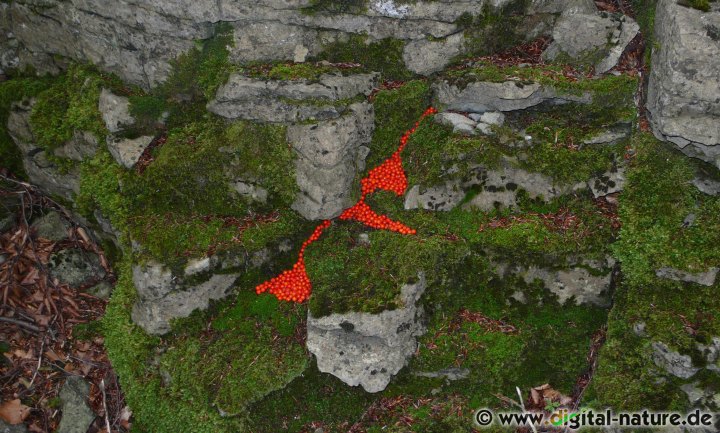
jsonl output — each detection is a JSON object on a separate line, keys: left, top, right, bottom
{"left": 0, "top": 399, "right": 31, "bottom": 424}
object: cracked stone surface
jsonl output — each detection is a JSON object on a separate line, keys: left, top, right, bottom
{"left": 306, "top": 273, "right": 427, "bottom": 393}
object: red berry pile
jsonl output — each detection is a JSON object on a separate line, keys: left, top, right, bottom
{"left": 256, "top": 106, "right": 437, "bottom": 302}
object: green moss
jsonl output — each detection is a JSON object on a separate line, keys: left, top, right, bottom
{"left": 314, "top": 35, "right": 413, "bottom": 80}
{"left": 679, "top": 0, "right": 712, "bottom": 11}
{"left": 462, "top": 0, "right": 530, "bottom": 56}
{"left": 589, "top": 133, "right": 720, "bottom": 412}
{"left": 242, "top": 61, "right": 363, "bottom": 81}
{"left": 29, "top": 64, "right": 112, "bottom": 152}
{"left": 103, "top": 256, "right": 310, "bottom": 432}
{"left": 247, "top": 364, "right": 375, "bottom": 431}
{"left": 162, "top": 22, "right": 235, "bottom": 103}
{"left": 301, "top": 0, "right": 367, "bottom": 14}
{"left": 611, "top": 133, "right": 720, "bottom": 286}
{"left": 307, "top": 188, "right": 615, "bottom": 317}
{"left": 121, "top": 116, "right": 294, "bottom": 214}
{"left": 0, "top": 76, "right": 51, "bottom": 177}
{"left": 400, "top": 261, "right": 608, "bottom": 405}
{"left": 366, "top": 80, "right": 431, "bottom": 170}
{"left": 77, "top": 150, "right": 131, "bottom": 233}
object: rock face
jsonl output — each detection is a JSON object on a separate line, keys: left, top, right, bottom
{"left": 289, "top": 102, "right": 374, "bottom": 220}
{"left": 208, "top": 73, "right": 378, "bottom": 123}
{"left": 652, "top": 342, "right": 700, "bottom": 379}
{"left": 433, "top": 80, "right": 591, "bottom": 113}
{"left": 543, "top": 10, "right": 639, "bottom": 74}
{"left": 306, "top": 273, "right": 427, "bottom": 393}
{"left": 57, "top": 376, "right": 95, "bottom": 433}
{"left": 98, "top": 88, "right": 135, "bottom": 133}
{"left": 210, "top": 74, "right": 377, "bottom": 220}
{"left": 655, "top": 267, "right": 719, "bottom": 287}
{"left": 6, "top": 99, "right": 99, "bottom": 201}
{"left": 404, "top": 157, "right": 589, "bottom": 212}
{"left": 647, "top": 0, "right": 720, "bottom": 168}
{"left": 131, "top": 259, "right": 241, "bottom": 335}
{"left": 106, "top": 135, "right": 154, "bottom": 169}
{"left": 48, "top": 248, "right": 106, "bottom": 288}
{"left": 31, "top": 211, "right": 70, "bottom": 242}
{"left": 495, "top": 258, "right": 615, "bottom": 306}
{"left": 0, "top": 0, "right": 592, "bottom": 89}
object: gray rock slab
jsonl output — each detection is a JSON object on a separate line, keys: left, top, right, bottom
{"left": 131, "top": 260, "right": 240, "bottom": 335}
{"left": 98, "top": 88, "right": 134, "bottom": 133}
{"left": 48, "top": 248, "right": 105, "bottom": 288}
{"left": 306, "top": 273, "right": 427, "bottom": 393}
{"left": 57, "top": 376, "right": 95, "bottom": 433}
{"left": 647, "top": 0, "right": 720, "bottom": 168}
{"left": 434, "top": 80, "right": 591, "bottom": 113}
{"left": 107, "top": 135, "right": 154, "bottom": 168}
{"left": 655, "top": 267, "right": 719, "bottom": 287}
{"left": 652, "top": 341, "right": 700, "bottom": 379}
{"left": 32, "top": 211, "right": 70, "bottom": 241}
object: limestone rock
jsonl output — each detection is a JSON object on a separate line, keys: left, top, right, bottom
{"left": 131, "top": 260, "right": 240, "bottom": 335}
{"left": 57, "top": 376, "right": 95, "bottom": 433}
{"left": 208, "top": 73, "right": 378, "bottom": 123}
{"left": 647, "top": 0, "right": 720, "bottom": 168}
{"left": 495, "top": 260, "right": 613, "bottom": 306}
{"left": 655, "top": 267, "right": 719, "bottom": 287}
{"left": 6, "top": 100, "right": 80, "bottom": 201}
{"left": 48, "top": 248, "right": 106, "bottom": 288}
{"left": 230, "top": 181, "right": 269, "bottom": 203}
{"left": 404, "top": 183, "right": 466, "bottom": 212}
{"left": 306, "top": 273, "right": 427, "bottom": 393}
{"left": 434, "top": 80, "right": 591, "bottom": 113}
{"left": 98, "top": 88, "right": 135, "bottom": 133}
{"left": 52, "top": 130, "right": 99, "bottom": 161}
{"left": 31, "top": 211, "right": 70, "bottom": 241}
{"left": 434, "top": 112, "right": 477, "bottom": 135}
{"left": 106, "top": 135, "right": 154, "bottom": 168}
{"left": 582, "top": 124, "right": 631, "bottom": 146}
{"left": 693, "top": 174, "right": 720, "bottom": 196}
{"left": 588, "top": 159, "right": 626, "bottom": 198}
{"left": 405, "top": 158, "right": 587, "bottom": 212}
{"left": 403, "top": 32, "right": 465, "bottom": 76}
{"left": 543, "top": 11, "right": 639, "bottom": 74}
{"left": 652, "top": 341, "right": 700, "bottom": 379}
{"left": 462, "top": 160, "right": 585, "bottom": 211}
{"left": 289, "top": 102, "right": 374, "bottom": 220}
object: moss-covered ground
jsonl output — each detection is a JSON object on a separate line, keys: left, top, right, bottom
{"left": 3, "top": 6, "right": 719, "bottom": 430}
{"left": 587, "top": 134, "right": 720, "bottom": 412}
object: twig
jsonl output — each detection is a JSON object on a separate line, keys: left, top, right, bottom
{"left": 516, "top": 386, "right": 538, "bottom": 433}
{"left": 28, "top": 338, "right": 45, "bottom": 389}
{"left": 101, "top": 379, "right": 112, "bottom": 433}
{"left": 0, "top": 316, "right": 43, "bottom": 332}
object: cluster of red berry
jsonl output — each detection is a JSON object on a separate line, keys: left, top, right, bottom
{"left": 255, "top": 107, "right": 437, "bottom": 303}
{"left": 338, "top": 201, "right": 415, "bottom": 235}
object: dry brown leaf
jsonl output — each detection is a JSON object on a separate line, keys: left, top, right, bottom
{"left": 20, "top": 267, "right": 39, "bottom": 285}
{"left": 0, "top": 399, "right": 31, "bottom": 424}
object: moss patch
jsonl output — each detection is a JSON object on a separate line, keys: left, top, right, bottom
{"left": 307, "top": 187, "right": 616, "bottom": 317}
{"left": 29, "top": 64, "right": 114, "bottom": 152}
{"left": 0, "top": 76, "right": 51, "bottom": 177}
{"left": 611, "top": 133, "right": 720, "bottom": 286}
{"left": 103, "top": 257, "right": 310, "bottom": 432}
{"left": 313, "top": 35, "right": 413, "bottom": 81}
{"left": 242, "top": 61, "right": 364, "bottom": 81}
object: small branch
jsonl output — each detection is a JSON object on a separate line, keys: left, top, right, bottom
{"left": 28, "top": 338, "right": 45, "bottom": 389}
{"left": 101, "top": 379, "right": 112, "bottom": 433}
{"left": 0, "top": 316, "right": 43, "bottom": 333}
